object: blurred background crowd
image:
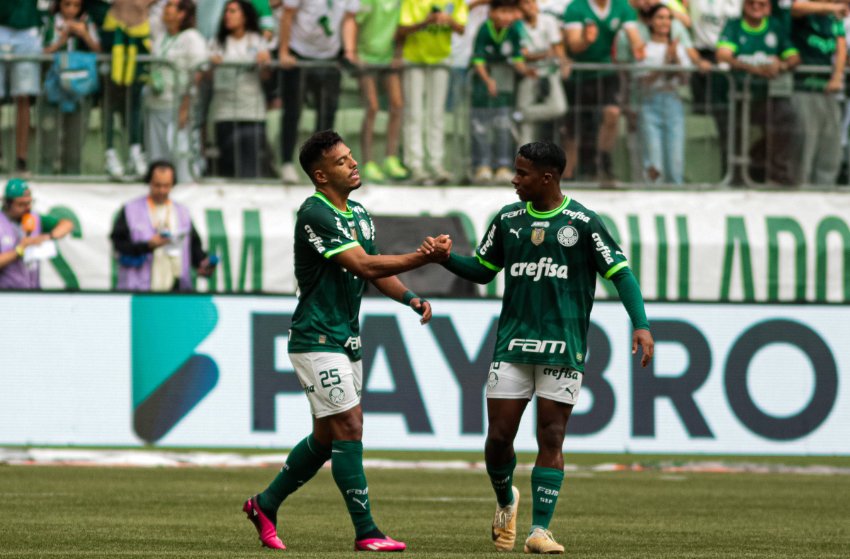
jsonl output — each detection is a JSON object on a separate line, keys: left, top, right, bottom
{"left": 1, "top": 0, "right": 849, "bottom": 188}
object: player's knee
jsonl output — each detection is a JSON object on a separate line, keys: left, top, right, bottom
{"left": 536, "top": 421, "right": 566, "bottom": 451}
{"left": 330, "top": 412, "right": 363, "bottom": 441}
{"left": 486, "top": 425, "right": 516, "bottom": 449}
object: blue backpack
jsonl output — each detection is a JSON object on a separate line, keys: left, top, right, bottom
{"left": 44, "top": 51, "right": 100, "bottom": 113}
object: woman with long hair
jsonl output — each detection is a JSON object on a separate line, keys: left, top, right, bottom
{"left": 635, "top": 3, "right": 691, "bottom": 184}
{"left": 208, "top": 0, "right": 272, "bottom": 178}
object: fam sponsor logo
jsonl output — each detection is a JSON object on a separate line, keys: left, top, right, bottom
{"left": 508, "top": 338, "right": 567, "bottom": 354}
{"left": 509, "top": 257, "right": 568, "bottom": 281}
{"left": 592, "top": 232, "right": 614, "bottom": 265}
{"left": 344, "top": 336, "right": 362, "bottom": 351}
{"left": 304, "top": 224, "right": 326, "bottom": 253}
{"left": 501, "top": 208, "right": 527, "bottom": 219}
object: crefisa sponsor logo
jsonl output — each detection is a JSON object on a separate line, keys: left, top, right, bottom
{"left": 592, "top": 232, "right": 614, "bottom": 264}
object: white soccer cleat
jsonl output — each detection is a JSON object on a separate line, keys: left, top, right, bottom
{"left": 492, "top": 486, "right": 520, "bottom": 551}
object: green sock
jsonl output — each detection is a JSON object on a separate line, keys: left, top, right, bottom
{"left": 332, "top": 440, "right": 378, "bottom": 539}
{"left": 258, "top": 434, "right": 331, "bottom": 513}
{"left": 530, "top": 466, "right": 564, "bottom": 532}
{"left": 486, "top": 456, "right": 517, "bottom": 508}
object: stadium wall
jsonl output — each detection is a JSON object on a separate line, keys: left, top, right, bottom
{"left": 1, "top": 293, "right": 848, "bottom": 455}
{"left": 32, "top": 182, "right": 850, "bottom": 302}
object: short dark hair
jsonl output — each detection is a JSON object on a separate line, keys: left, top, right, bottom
{"left": 490, "top": 0, "right": 519, "bottom": 9}
{"left": 517, "top": 141, "right": 566, "bottom": 176}
{"left": 145, "top": 160, "right": 177, "bottom": 185}
{"left": 299, "top": 130, "right": 345, "bottom": 184}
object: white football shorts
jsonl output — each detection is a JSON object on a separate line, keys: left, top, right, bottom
{"left": 486, "top": 361, "right": 583, "bottom": 405}
{"left": 289, "top": 352, "right": 362, "bottom": 418}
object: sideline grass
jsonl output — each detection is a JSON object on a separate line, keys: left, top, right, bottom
{"left": 2, "top": 462, "right": 848, "bottom": 558}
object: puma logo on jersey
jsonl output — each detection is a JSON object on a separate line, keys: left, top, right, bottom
{"left": 509, "top": 228, "right": 523, "bottom": 238}
{"left": 353, "top": 497, "right": 369, "bottom": 509}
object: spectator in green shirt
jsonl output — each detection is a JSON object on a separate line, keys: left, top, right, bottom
{"left": 356, "top": 0, "right": 408, "bottom": 183}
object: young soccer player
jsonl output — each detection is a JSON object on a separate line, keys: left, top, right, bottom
{"left": 242, "top": 130, "right": 450, "bottom": 552}
{"left": 425, "top": 140, "right": 654, "bottom": 553}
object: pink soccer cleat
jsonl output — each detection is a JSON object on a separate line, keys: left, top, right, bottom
{"left": 355, "top": 535, "right": 407, "bottom": 552}
{"left": 243, "top": 496, "right": 286, "bottom": 550}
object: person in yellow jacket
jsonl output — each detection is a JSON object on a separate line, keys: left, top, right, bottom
{"left": 397, "top": 0, "right": 468, "bottom": 185}
{"left": 101, "top": 0, "right": 155, "bottom": 180}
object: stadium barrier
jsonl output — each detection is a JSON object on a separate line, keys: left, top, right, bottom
{"left": 1, "top": 53, "right": 847, "bottom": 188}
{"left": 0, "top": 292, "right": 848, "bottom": 454}
{"left": 26, "top": 182, "right": 850, "bottom": 302}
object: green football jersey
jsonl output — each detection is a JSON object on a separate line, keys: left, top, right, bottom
{"left": 563, "top": 0, "right": 637, "bottom": 76}
{"left": 470, "top": 19, "right": 525, "bottom": 108}
{"left": 716, "top": 17, "right": 798, "bottom": 96}
{"left": 476, "top": 196, "right": 629, "bottom": 370}
{"left": 288, "top": 192, "right": 378, "bottom": 361}
{"left": 791, "top": 15, "right": 845, "bottom": 91}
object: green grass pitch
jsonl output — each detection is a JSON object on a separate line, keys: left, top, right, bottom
{"left": 2, "top": 454, "right": 849, "bottom": 558}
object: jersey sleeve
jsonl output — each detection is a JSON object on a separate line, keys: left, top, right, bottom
{"left": 620, "top": 2, "right": 638, "bottom": 24}
{"left": 297, "top": 204, "right": 360, "bottom": 259}
{"left": 563, "top": 2, "right": 584, "bottom": 27}
{"left": 471, "top": 21, "right": 488, "bottom": 65}
{"left": 588, "top": 214, "right": 628, "bottom": 279}
{"left": 475, "top": 213, "right": 505, "bottom": 271}
{"left": 509, "top": 22, "right": 525, "bottom": 61}
{"left": 716, "top": 20, "right": 738, "bottom": 53}
{"left": 776, "top": 23, "right": 798, "bottom": 59}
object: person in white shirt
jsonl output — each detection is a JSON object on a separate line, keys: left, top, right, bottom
{"left": 209, "top": 0, "right": 273, "bottom": 177}
{"left": 515, "top": 0, "right": 569, "bottom": 145}
{"left": 144, "top": 0, "right": 207, "bottom": 183}
{"left": 277, "top": 0, "right": 359, "bottom": 184}
{"left": 635, "top": 2, "right": 691, "bottom": 183}
{"left": 688, "top": 0, "right": 742, "bottom": 175}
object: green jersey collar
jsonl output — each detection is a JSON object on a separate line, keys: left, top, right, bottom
{"left": 526, "top": 195, "right": 570, "bottom": 219}
{"left": 741, "top": 18, "right": 768, "bottom": 35}
{"left": 313, "top": 191, "right": 353, "bottom": 217}
{"left": 486, "top": 19, "right": 510, "bottom": 44}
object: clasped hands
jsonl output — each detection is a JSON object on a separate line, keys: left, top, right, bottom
{"left": 417, "top": 234, "right": 452, "bottom": 262}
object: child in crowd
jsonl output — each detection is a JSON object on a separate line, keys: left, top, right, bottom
{"left": 470, "top": 0, "right": 534, "bottom": 184}
{"left": 515, "top": 0, "right": 568, "bottom": 146}
{"left": 41, "top": 0, "right": 102, "bottom": 174}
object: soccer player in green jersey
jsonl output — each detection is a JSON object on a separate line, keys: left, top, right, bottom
{"left": 426, "top": 141, "right": 654, "bottom": 554}
{"left": 243, "top": 130, "right": 450, "bottom": 553}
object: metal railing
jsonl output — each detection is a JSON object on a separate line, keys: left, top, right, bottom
{"left": 1, "top": 53, "right": 847, "bottom": 189}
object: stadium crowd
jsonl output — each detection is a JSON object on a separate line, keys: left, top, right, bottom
{"left": 0, "top": 0, "right": 849, "bottom": 186}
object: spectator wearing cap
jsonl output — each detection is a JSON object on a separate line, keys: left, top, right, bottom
{"left": 0, "top": 179, "right": 75, "bottom": 290}
{"left": 110, "top": 160, "right": 216, "bottom": 292}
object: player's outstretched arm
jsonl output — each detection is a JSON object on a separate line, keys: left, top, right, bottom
{"left": 332, "top": 243, "right": 440, "bottom": 281}
{"left": 371, "top": 275, "right": 432, "bottom": 325}
{"left": 441, "top": 253, "right": 498, "bottom": 284}
{"left": 610, "top": 267, "right": 654, "bottom": 367}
